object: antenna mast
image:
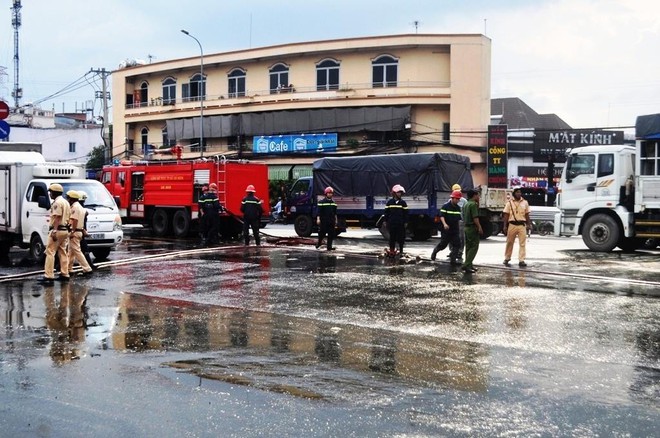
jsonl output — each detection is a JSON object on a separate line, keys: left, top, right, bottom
{"left": 11, "top": 0, "right": 22, "bottom": 109}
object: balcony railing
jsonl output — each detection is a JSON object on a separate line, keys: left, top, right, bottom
{"left": 124, "top": 80, "right": 451, "bottom": 111}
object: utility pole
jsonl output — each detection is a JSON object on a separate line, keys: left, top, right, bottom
{"left": 90, "top": 68, "right": 111, "bottom": 162}
{"left": 11, "top": 0, "right": 22, "bottom": 110}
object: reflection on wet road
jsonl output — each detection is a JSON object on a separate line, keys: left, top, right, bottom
{"left": 105, "top": 247, "right": 659, "bottom": 436}
{"left": 1, "top": 244, "right": 659, "bottom": 436}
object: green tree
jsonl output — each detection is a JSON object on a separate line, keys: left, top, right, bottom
{"left": 86, "top": 144, "right": 107, "bottom": 170}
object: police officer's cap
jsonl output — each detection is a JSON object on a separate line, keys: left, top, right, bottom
{"left": 48, "top": 183, "right": 64, "bottom": 193}
{"left": 66, "top": 190, "right": 81, "bottom": 199}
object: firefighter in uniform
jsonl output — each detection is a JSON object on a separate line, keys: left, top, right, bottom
{"left": 66, "top": 190, "right": 94, "bottom": 276}
{"left": 316, "top": 186, "right": 338, "bottom": 251}
{"left": 383, "top": 184, "right": 408, "bottom": 257}
{"left": 41, "top": 183, "right": 71, "bottom": 284}
{"left": 203, "top": 183, "right": 223, "bottom": 246}
{"left": 241, "top": 184, "right": 263, "bottom": 246}
{"left": 431, "top": 190, "right": 463, "bottom": 264}
{"left": 197, "top": 185, "right": 209, "bottom": 245}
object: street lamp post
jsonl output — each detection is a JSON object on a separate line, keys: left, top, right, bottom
{"left": 181, "top": 29, "right": 204, "bottom": 157}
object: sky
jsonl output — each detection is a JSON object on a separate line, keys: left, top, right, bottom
{"left": 0, "top": 0, "right": 658, "bottom": 130}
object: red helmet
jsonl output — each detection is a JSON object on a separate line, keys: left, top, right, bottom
{"left": 324, "top": 186, "right": 334, "bottom": 194}
{"left": 451, "top": 190, "right": 462, "bottom": 199}
{"left": 246, "top": 184, "right": 256, "bottom": 192}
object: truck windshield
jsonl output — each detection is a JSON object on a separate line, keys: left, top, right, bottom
{"left": 61, "top": 182, "right": 116, "bottom": 209}
{"left": 566, "top": 154, "right": 595, "bottom": 179}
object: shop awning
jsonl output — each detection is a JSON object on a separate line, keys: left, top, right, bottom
{"left": 167, "top": 106, "right": 411, "bottom": 140}
{"left": 268, "top": 165, "right": 313, "bottom": 181}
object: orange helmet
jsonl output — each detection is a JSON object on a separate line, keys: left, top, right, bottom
{"left": 451, "top": 190, "right": 462, "bottom": 199}
{"left": 246, "top": 184, "right": 256, "bottom": 192}
{"left": 209, "top": 183, "right": 217, "bottom": 190}
{"left": 324, "top": 186, "right": 334, "bottom": 194}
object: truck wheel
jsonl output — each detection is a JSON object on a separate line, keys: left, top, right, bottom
{"left": 480, "top": 218, "right": 493, "bottom": 240}
{"left": 294, "top": 215, "right": 313, "bottom": 237}
{"left": 29, "top": 234, "right": 46, "bottom": 261}
{"left": 582, "top": 214, "right": 619, "bottom": 252}
{"left": 0, "top": 241, "right": 12, "bottom": 266}
{"left": 92, "top": 248, "right": 111, "bottom": 260}
{"left": 151, "top": 209, "right": 170, "bottom": 236}
{"left": 172, "top": 209, "right": 191, "bottom": 238}
{"left": 411, "top": 227, "right": 432, "bottom": 241}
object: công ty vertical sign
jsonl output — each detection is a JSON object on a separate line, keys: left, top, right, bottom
{"left": 487, "top": 124, "right": 508, "bottom": 188}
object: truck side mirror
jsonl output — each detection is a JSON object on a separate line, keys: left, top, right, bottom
{"left": 37, "top": 196, "right": 51, "bottom": 210}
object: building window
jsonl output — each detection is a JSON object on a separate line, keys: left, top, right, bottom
{"left": 442, "top": 123, "right": 450, "bottom": 143}
{"left": 68, "top": 142, "right": 76, "bottom": 153}
{"left": 182, "top": 73, "right": 206, "bottom": 102}
{"left": 269, "top": 63, "right": 289, "bottom": 94}
{"left": 139, "top": 81, "right": 148, "bottom": 107}
{"left": 372, "top": 55, "right": 398, "bottom": 88}
{"left": 162, "top": 127, "right": 176, "bottom": 147}
{"left": 316, "top": 59, "right": 339, "bottom": 91}
{"left": 228, "top": 68, "right": 246, "bottom": 98}
{"left": 162, "top": 77, "right": 176, "bottom": 105}
{"left": 640, "top": 140, "right": 660, "bottom": 175}
{"left": 141, "top": 127, "right": 149, "bottom": 154}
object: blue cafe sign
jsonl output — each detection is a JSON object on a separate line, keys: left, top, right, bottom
{"left": 253, "top": 133, "right": 338, "bottom": 154}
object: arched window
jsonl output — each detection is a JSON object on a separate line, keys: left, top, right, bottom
{"left": 316, "top": 59, "right": 340, "bottom": 91}
{"left": 269, "top": 63, "right": 289, "bottom": 94}
{"left": 141, "top": 127, "right": 149, "bottom": 154}
{"left": 162, "top": 77, "right": 177, "bottom": 105}
{"left": 139, "top": 81, "right": 148, "bottom": 107}
{"left": 228, "top": 68, "right": 246, "bottom": 98}
{"left": 183, "top": 73, "right": 206, "bottom": 102}
{"left": 372, "top": 55, "right": 398, "bottom": 88}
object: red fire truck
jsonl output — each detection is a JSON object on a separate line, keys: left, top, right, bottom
{"left": 100, "top": 156, "right": 270, "bottom": 240}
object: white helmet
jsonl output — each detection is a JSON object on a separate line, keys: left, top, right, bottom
{"left": 392, "top": 184, "right": 405, "bottom": 194}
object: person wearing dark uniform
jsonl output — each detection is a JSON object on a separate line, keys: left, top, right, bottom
{"left": 461, "top": 189, "right": 484, "bottom": 273}
{"left": 316, "top": 186, "right": 338, "bottom": 251}
{"left": 431, "top": 190, "right": 463, "bottom": 264}
{"left": 241, "top": 184, "right": 263, "bottom": 246}
{"left": 383, "top": 184, "right": 408, "bottom": 256}
{"left": 202, "top": 183, "right": 223, "bottom": 245}
{"left": 197, "top": 185, "right": 209, "bottom": 245}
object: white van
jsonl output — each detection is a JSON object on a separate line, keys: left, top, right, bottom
{"left": 1, "top": 151, "right": 123, "bottom": 261}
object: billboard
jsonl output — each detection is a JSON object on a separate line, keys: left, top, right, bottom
{"left": 253, "top": 133, "right": 338, "bottom": 154}
{"left": 487, "top": 125, "right": 508, "bottom": 188}
{"left": 533, "top": 130, "right": 624, "bottom": 163}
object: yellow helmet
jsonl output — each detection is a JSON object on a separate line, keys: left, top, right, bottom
{"left": 452, "top": 184, "right": 462, "bottom": 191}
{"left": 48, "top": 183, "right": 64, "bottom": 193}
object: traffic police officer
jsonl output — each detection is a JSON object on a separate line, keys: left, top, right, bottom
{"left": 41, "top": 183, "right": 71, "bottom": 283}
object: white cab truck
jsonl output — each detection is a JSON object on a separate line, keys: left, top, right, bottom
{"left": 554, "top": 113, "right": 660, "bottom": 252}
{"left": 0, "top": 151, "right": 123, "bottom": 263}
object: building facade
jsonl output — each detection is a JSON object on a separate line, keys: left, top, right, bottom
{"left": 112, "top": 34, "right": 491, "bottom": 183}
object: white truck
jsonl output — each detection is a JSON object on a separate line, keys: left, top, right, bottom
{"left": 1, "top": 151, "right": 123, "bottom": 263}
{"left": 554, "top": 113, "right": 660, "bottom": 252}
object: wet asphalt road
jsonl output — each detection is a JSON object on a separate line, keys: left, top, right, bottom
{"left": 0, "top": 225, "right": 659, "bottom": 437}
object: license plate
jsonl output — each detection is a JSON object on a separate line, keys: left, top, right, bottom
{"left": 88, "top": 233, "right": 104, "bottom": 240}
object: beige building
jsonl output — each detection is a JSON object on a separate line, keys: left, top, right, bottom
{"left": 112, "top": 34, "right": 491, "bottom": 183}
